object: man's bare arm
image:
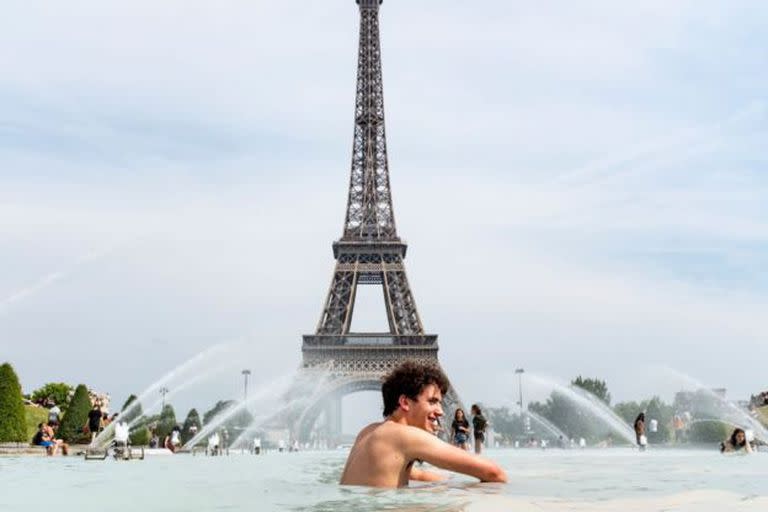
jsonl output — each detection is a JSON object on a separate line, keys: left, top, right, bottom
{"left": 409, "top": 466, "right": 446, "bottom": 483}
{"left": 404, "top": 427, "right": 507, "bottom": 483}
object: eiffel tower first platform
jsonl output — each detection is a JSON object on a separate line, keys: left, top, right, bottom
{"left": 291, "top": 0, "right": 458, "bottom": 443}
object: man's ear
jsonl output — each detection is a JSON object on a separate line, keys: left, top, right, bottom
{"left": 398, "top": 394, "right": 410, "bottom": 412}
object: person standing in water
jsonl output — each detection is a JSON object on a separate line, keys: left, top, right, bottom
{"left": 634, "top": 412, "right": 647, "bottom": 451}
{"left": 720, "top": 428, "right": 753, "bottom": 454}
{"left": 471, "top": 404, "right": 487, "bottom": 455}
{"left": 451, "top": 409, "right": 471, "bottom": 450}
{"left": 340, "top": 360, "right": 507, "bottom": 488}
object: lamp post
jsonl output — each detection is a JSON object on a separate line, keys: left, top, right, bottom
{"left": 515, "top": 368, "right": 525, "bottom": 413}
{"left": 159, "top": 386, "right": 169, "bottom": 410}
{"left": 242, "top": 369, "right": 251, "bottom": 401}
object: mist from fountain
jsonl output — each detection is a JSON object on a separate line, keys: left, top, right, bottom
{"left": 527, "top": 373, "right": 637, "bottom": 445}
{"left": 92, "top": 343, "right": 235, "bottom": 448}
{"left": 181, "top": 373, "right": 296, "bottom": 450}
{"left": 656, "top": 367, "right": 768, "bottom": 443}
{"left": 228, "top": 368, "right": 334, "bottom": 449}
{"left": 524, "top": 409, "right": 569, "bottom": 441}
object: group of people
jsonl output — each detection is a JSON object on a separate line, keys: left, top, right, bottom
{"left": 750, "top": 391, "right": 768, "bottom": 408}
{"left": 31, "top": 421, "right": 69, "bottom": 456}
{"left": 30, "top": 403, "right": 67, "bottom": 455}
{"left": 635, "top": 411, "right": 755, "bottom": 454}
{"left": 449, "top": 405, "right": 487, "bottom": 454}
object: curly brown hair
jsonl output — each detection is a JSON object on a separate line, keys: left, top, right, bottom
{"left": 381, "top": 360, "right": 450, "bottom": 416}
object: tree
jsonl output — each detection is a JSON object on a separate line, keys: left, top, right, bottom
{"left": 156, "top": 404, "right": 177, "bottom": 441}
{"left": 485, "top": 406, "right": 525, "bottom": 444}
{"left": 58, "top": 384, "right": 92, "bottom": 443}
{"left": 181, "top": 409, "right": 202, "bottom": 444}
{"left": 572, "top": 376, "right": 612, "bottom": 405}
{"left": 120, "top": 394, "right": 142, "bottom": 424}
{"left": 529, "top": 392, "right": 597, "bottom": 441}
{"left": 203, "top": 400, "right": 235, "bottom": 425}
{"left": 614, "top": 401, "right": 642, "bottom": 425}
{"left": 689, "top": 420, "right": 730, "bottom": 444}
{"left": 203, "top": 400, "right": 254, "bottom": 439}
{"left": 30, "top": 383, "right": 74, "bottom": 410}
{"left": 0, "top": 363, "right": 28, "bottom": 442}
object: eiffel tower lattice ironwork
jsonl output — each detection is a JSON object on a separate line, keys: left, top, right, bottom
{"left": 293, "top": 0, "right": 459, "bottom": 442}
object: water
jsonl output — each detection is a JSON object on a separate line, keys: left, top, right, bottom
{"left": 526, "top": 374, "right": 638, "bottom": 445}
{"left": 656, "top": 367, "right": 768, "bottom": 443}
{"left": 182, "top": 373, "right": 294, "bottom": 449}
{"left": 1, "top": 449, "right": 765, "bottom": 511}
{"left": 93, "top": 343, "right": 238, "bottom": 448}
{"left": 525, "top": 410, "right": 569, "bottom": 441}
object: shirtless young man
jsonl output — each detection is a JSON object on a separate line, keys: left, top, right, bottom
{"left": 340, "top": 361, "right": 507, "bottom": 488}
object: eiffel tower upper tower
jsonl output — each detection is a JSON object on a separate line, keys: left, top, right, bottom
{"left": 294, "top": 0, "right": 458, "bottom": 442}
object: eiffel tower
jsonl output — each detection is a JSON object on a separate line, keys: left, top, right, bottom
{"left": 293, "top": 0, "right": 458, "bottom": 442}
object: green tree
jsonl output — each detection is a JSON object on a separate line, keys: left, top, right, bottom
{"left": 614, "top": 401, "right": 642, "bottom": 425}
{"left": 30, "top": 383, "right": 74, "bottom": 409}
{"left": 485, "top": 406, "right": 525, "bottom": 444}
{"left": 129, "top": 425, "right": 151, "bottom": 446}
{"left": 181, "top": 409, "right": 202, "bottom": 444}
{"left": 156, "top": 404, "right": 177, "bottom": 441}
{"left": 203, "top": 400, "right": 235, "bottom": 425}
{"left": 529, "top": 392, "right": 596, "bottom": 441}
{"left": 572, "top": 376, "right": 612, "bottom": 405}
{"left": 0, "top": 363, "right": 28, "bottom": 442}
{"left": 689, "top": 420, "right": 730, "bottom": 443}
{"left": 58, "top": 384, "right": 92, "bottom": 443}
{"left": 203, "top": 400, "right": 254, "bottom": 439}
{"left": 120, "top": 394, "right": 142, "bottom": 424}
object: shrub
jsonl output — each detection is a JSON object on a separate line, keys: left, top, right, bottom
{"left": 58, "top": 384, "right": 92, "bottom": 443}
{"left": 0, "top": 363, "right": 28, "bottom": 442}
{"left": 156, "top": 404, "right": 177, "bottom": 441}
{"left": 182, "top": 409, "right": 202, "bottom": 444}
{"left": 129, "top": 425, "right": 150, "bottom": 446}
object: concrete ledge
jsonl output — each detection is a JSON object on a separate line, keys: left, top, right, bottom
{"left": 0, "top": 443, "right": 89, "bottom": 457}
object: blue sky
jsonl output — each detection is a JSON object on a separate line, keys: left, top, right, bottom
{"left": 1, "top": 1, "right": 766, "bottom": 425}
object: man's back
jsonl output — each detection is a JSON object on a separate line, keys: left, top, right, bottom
{"left": 340, "top": 422, "right": 411, "bottom": 488}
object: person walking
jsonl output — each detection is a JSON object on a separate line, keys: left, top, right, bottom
{"left": 88, "top": 404, "right": 102, "bottom": 444}
{"left": 471, "top": 404, "right": 487, "bottom": 455}
{"left": 47, "top": 405, "right": 62, "bottom": 430}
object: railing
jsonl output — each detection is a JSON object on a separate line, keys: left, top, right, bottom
{"left": 303, "top": 334, "right": 437, "bottom": 347}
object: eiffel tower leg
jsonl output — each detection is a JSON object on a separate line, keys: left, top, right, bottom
{"left": 317, "top": 259, "right": 359, "bottom": 334}
{"left": 382, "top": 257, "right": 424, "bottom": 335}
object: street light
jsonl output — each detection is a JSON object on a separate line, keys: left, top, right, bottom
{"left": 515, "top": 368, "right": 525, "bottom": 413}
{"left": 159, "top": 387, "right": 169, "bottom": 410}
{"left": 241, "top": 369, "right": 251, "bottom": 401}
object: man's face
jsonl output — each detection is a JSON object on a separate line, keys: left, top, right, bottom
{"left": 404, "top": 383, "right": 444, "bottom": 434}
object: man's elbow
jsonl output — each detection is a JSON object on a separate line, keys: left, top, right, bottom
{"left": 481, "top": 465, "right": 507, "bottom": 483}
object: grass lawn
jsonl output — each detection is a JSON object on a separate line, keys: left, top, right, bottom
{"left": 24, "top": 405, "right": 48, "bottom": 441}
